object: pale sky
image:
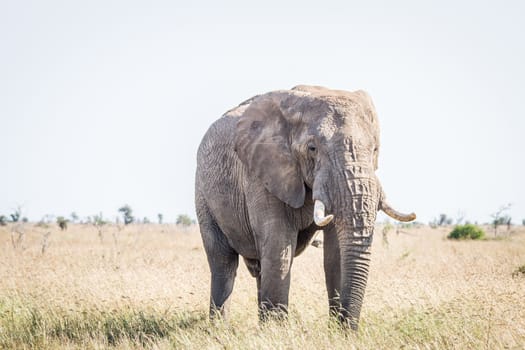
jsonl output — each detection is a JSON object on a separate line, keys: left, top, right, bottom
{"left": 1, "top": 1, "right": 524, "bottom": 224}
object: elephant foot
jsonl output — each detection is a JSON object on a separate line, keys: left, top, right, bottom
{"left": 336, "top": 313, "right": 359, "bottom": 331}
{"left": 258, "top": 302, "right": 288, "bottom": 322}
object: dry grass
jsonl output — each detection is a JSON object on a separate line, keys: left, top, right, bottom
{"left": 1, "top": 223, "right": 524, "bottom": 349}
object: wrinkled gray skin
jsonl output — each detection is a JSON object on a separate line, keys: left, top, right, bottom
{"left": 195, "top": 85, "right": 415, "bottom": 330}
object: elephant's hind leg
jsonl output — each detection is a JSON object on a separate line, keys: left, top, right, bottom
{"left": 198, "top": 208, "right": 239, "bottom": 320}
{"left": 209, "top": 252, "right": 239, "bottom": 320}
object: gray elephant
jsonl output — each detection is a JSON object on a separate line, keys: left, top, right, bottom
{"left": 195, "top": 85, "right": 415, "bottom": 330}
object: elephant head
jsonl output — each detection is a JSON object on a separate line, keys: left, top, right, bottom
{"left": 234, "top": 85, "right": 415, "bottom": 329}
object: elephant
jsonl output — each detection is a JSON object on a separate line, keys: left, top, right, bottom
{"left": 195, "top": 85, "right": 415, "bottom": 330}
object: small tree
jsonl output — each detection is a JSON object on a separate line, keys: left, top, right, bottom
{"left": 176, "top": 214, "right": 193, "bottom": 227}
{"left": 158, "top": 213, "right": 163, "bottom": 224}
{"left": 438, "top": 213, "right": 453, "bottom": 226}
{"left": 431, "top": 213, "right": 452, "bottom": 227}
{"left": 118, "top": 205, "right": 134, "bottom": 225}
{"left": 0, "top": 215, "right": 7, "bottom": 226}
{"left": 491, "top": 203, "right": 512, "bottom": 236}
{"left": 10, "top": 206, "right": 22, "bottom": 222}
{"left": 56, "top": 216, "right": 68, "bottom": 231}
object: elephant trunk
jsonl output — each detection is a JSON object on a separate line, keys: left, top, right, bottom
{"left": 335, "top": 174, "right": 378, "bottom": 330}
{"left": 338, "top": 231, "right": 372, "bottom": 330}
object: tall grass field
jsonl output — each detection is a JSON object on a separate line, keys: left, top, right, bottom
{"left": 1, "top": 223, "right": 524, "bottom": 349}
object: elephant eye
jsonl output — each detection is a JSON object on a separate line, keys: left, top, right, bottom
{"left": 308, "top": 144, "right": 317, "bottom": 152}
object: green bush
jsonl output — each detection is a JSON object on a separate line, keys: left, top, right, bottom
{"left": 448, "top": 224, "right": 485, "bottom": 240}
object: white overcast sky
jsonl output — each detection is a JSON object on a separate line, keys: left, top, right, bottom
{"left": 1, "top": 1, "right": 524, "bottom": 224}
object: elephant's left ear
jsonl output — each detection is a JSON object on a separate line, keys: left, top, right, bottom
{"left": 234, "top": 93, "right": 306, "bottom": 208}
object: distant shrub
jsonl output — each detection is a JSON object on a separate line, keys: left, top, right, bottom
{"left": 448, "top": 224, "right": 485, "bottom": 240}
{"left": 118, "top": 205, "right": 134, "bottom": 225}
{"left": 10, "top": 211, "right": 20, "bottom": 222}
{"left": 92, "top": 214, "right": 107, "bottom": 226}
{"left": 176, "top": 214, "right": 194, "bottom": 227}
{"left": 56, "top": 216, "right": 68, "bottom": 231}
{"left": 430, "top": 213, "right": 453, "bottom": 227}
{"left": 0, "top": 215, "right": 6, "bottom": 226}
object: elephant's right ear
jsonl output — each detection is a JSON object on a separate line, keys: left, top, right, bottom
{"left": 234, "top": 93, "right": 305, "bottom": 208}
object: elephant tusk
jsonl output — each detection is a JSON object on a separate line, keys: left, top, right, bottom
{"left": 380, "top": 200, "right": 416, "bottom": 222}
{"left": 314, "top": 200, "right": 334, "bottom": 226}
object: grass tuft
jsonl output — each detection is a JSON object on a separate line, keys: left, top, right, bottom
{"left": 513, "top": 264, "right": 525, "bottom": 278}
{"left": 0, "top": 297, "right": 209, "bottom": 348}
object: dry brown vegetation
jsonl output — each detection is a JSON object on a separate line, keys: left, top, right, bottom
{"left": 1, "top": 223, "right": 524, "bottom": 349}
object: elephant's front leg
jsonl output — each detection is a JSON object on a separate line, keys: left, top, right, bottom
{"left": 258, "top": 235, "right": 296, "bottom": 320}
{"left": 246, "top": 187, "right": 298, "bottom": 320}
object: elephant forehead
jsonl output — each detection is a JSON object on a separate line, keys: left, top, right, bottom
{"left": 317, "top": 118, "right": 339, "bottom": 140}
{"left": 317, "top": 107, "right": 378, "bottom": 143}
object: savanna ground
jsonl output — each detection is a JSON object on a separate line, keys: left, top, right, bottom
{"left": 1, "top": 222, "right": 524, "bottom": 349}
